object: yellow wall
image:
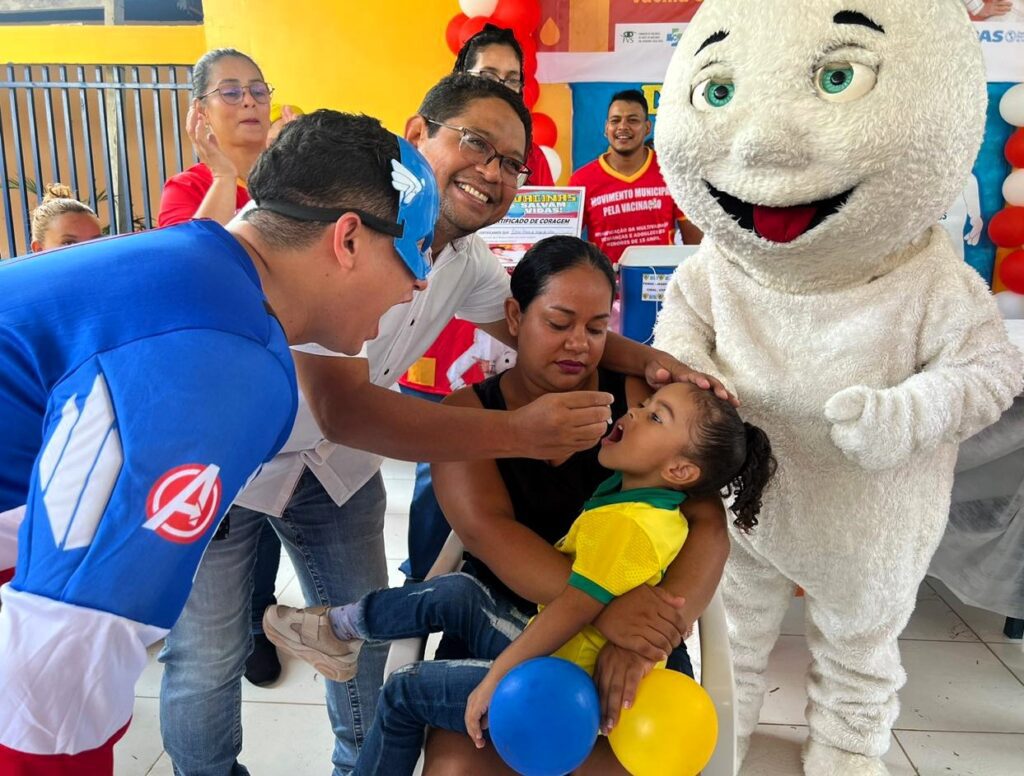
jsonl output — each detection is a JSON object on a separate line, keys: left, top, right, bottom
{"left": 0, "top": 2, "right": 573, "bottom": 176}
{"left": 2, "top": 1, "right": 460, "bottom": 134}
{"left": 0, "top": 25, "right": 205, "bottom": 65}
{"left": 202, "top": 0, "right": 456, "bottom": 132}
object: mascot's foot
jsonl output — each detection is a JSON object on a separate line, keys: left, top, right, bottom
{"left": 803, "top": 739, "right": 889, "bottom": 776}
{"left": 737, "top": 734, "right": 751, "bottom": 767}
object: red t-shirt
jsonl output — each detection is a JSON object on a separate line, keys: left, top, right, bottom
{"left": 157, "top": 163, "right": 251, "bottom": 227}
{"left": 569, "top": 149, "right": 683, "bottom": 264}
{"left": 399, "top": 318, "right": 487, "bottom": 396}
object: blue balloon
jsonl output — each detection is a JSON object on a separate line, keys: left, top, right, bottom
{"left": 488, "top": 657, "right": 600, "bottom": 776}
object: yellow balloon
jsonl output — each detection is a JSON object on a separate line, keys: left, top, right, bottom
{"left": 608, "top": 669, "right": 718, "bottom": 776}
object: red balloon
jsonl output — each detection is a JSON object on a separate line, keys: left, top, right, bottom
{"left": 1008, "top": 128, "right": 1024, "bottom": 170}
{"left": 446, "top": 14, "right": 469, "bottom": 54}
{"left": 518, "top": 35, "right": 537, "bottom": 61}
{"left": 523, "top": 78, "right": 539, "bottom": 109}
{"left": 521, "top": 44, "right": 538, "bottom": 77}
{"left": 989, "top": 207, "right": 1024, "bottom": 248}
{"left": 459, "top": 15, "right": 494, "bottom": 47}
{"left": 493, "top": 0, "right": 541, "bottom": 35}
{"left": 531, "top": 112, "right": 557, "bottom": 147}
{"left": 999, "top": 250, "right": 1024, "bottom": 294}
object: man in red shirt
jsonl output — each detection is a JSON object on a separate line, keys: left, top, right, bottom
{"left": 570, "top": 90, "right": 701, "bottom": 264}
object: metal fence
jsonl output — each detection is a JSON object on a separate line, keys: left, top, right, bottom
{"left": 0, "top": 64, "right": 195, "bottom": 258}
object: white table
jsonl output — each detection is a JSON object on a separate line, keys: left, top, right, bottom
{"left": 928, "top": 320, "right": 1024, "bottom": 638}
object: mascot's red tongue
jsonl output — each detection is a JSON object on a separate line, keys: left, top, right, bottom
{"left": 753, "top": 204, "right": 817, "bottom": 243}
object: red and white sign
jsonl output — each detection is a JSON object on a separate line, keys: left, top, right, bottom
{"left": 143, "top": 464, "right": 222, "bottom": 544}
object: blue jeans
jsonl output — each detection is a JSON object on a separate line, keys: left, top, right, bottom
{"left": 250, "top": 519, "right": 281, "bottom": 635}
{"left": 352, "top": 572, "right": 694, "bottom": 775}
{"left": 159, "top": 469, "right": 389, "bottom": 776}
{"left": 397, "top": 385, "right": 451, "bottom": 581}
{"left": 353, "top": 573, "right": 527, "bottom": 775}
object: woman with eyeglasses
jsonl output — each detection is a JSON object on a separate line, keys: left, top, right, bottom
{"left": 455, "top": 24, "right": 554, "bottom": 187}
{"left": 157, "top": 48, "right": 272, "bottom": 228}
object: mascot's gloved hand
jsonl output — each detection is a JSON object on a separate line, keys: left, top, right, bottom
{"left": 825, "top": 385, "right": 916, "bottom": 471}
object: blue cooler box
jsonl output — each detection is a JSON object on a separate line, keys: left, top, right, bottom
{"left": 618, "top": 245, "right": 699, "bottom": 344}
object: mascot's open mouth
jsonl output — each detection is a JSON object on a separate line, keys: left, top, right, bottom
{"left": 706, "top": 182, "right": 855, "bottom": 243}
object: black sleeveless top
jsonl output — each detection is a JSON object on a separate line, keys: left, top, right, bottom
{"left": 462, "top": 367, "right": 629, "bottom": 614}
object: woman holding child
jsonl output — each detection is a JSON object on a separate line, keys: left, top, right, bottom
{"left": 267, "top": 236, "right": 773, "bottom": 774}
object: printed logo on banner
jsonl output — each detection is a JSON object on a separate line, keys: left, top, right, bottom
{"left": 144, "top": 464, "right": 223, "bottom": 544}
{"left": 614, "top": 24, "right": 686, "bottom": 51}
{"left": 977, "top": 26, "right": 1024, "bottom": 43}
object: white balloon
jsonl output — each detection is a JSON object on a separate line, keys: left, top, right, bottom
{"left": 460, "top": 0, "right": 498, "bottom": 18}
{"left": 1004, "top": 169, "right": 1024, "bottom": 207}
{"left": 995, "top": 290, "right": 1024, "bottom": 320}
{"left": 540, "top": 145, "right": 562, "bottom": 183}
{"left": 999, "top": 84, "right": 1024, "bottom": 128}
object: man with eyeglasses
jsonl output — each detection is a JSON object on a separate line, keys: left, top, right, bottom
{"left": 160, "top": 73, "right": 732, "bottom": 776}
{"left": 570, "top": 89, "right": 702, "bottom": 265}
{"left": 392, "top": 24, "right": 556, "bottom": 589}
{"left": 0, "top": 110, "right": 438, "bottom": 776}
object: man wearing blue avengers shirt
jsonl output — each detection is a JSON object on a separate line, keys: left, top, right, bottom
{"left": 0, "top": 110, "right": 439, "bottom": 775}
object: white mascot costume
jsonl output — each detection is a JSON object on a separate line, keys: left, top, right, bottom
{"left": 652, "top": 1, "right": 1024, "bottom": 773}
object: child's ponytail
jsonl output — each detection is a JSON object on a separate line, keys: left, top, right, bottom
{"left": 728, "top": 422, "right": 776, "bottom": 532}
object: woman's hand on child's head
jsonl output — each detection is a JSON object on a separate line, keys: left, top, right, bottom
{"left": 465, "top": 677, "right": 498, "bottom": 749}
{"left": 594, "top": 643, "right": 655, "bottom": 734}
{"left": 593, "top": 585, "right": 687, "bottom": 661}
{"left": 644, "top": 354, "right": 738, "bottom": 407}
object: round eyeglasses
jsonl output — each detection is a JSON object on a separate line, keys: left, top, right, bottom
{"left": 200, "top": 80, "right": 274, "bottom": 105}
{"left": 467, "top": 69, "right": 524, "bottom": 92}
{"left": 424, "top": 118, "right": 531, "bottom": 188}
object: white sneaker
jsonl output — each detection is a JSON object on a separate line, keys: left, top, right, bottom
{"left": 262, "top": 604, "right": 362, "bottom": 682}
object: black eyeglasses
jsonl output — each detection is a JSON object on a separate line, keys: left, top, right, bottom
{"left": 199, "top": 80, "right": 274, "bottom": 105}
{"left": 424, "top": 119, "right": 531, "bottom": 188}
{"left": 467, "top": 69, "right": 524, "bottom": 92}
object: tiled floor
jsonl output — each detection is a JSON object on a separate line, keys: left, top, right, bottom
{"left": 116, "top": 459, "right": 1024, "bottom": 775}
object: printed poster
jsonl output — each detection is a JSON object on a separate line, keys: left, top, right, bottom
{"left": 477, "top": 186, "right": 586, "bottom": 268}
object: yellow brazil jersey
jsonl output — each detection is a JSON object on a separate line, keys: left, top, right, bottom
{"left": 537, "top": 473, "right": 689, "bottom": 674}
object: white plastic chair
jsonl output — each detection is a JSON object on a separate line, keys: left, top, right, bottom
{"left": 384, "top": 532, "right": 738, "bottom": 776}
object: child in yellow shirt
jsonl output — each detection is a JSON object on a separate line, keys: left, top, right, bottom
{"left": 265, "top": 380, "right": 775, "bottom": 775}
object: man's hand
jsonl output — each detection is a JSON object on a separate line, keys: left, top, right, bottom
{"left": 644, "top": 353, "right": 737, "bottom": 406}
{"left": 593, "top": 585, "right": 688, "bottom": 662}
{"left": 594, "top": 643, "right": 655, "bottom": 734}
{"left": 508, "top": 391, "right": 614, "bottom": 459}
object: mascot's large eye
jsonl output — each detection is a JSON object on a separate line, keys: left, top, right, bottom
{"left": 692, "top": 79, "right": 735, "bottom": 110}
{"left": 814, "top": 62, "right": 877, "bottom": 102}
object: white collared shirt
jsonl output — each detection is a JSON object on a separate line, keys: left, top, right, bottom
{"left": 234, "top": 233, "right": 510, "bottom": 516}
